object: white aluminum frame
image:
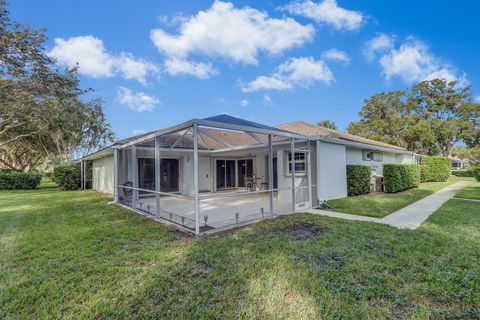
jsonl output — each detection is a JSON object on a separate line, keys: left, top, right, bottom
{"left": 113, "top": 119, "right": 313, "bottom": 235}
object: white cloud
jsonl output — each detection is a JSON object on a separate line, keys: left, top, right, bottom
{"left": 372, "top": 37, "right": 467, "bottom": 85}
{"left": 215, "top": 97, "right": 227, "bottom": 104}
{"left": 158, "top": 12, "right": 189, "bottom": 27}
{"left": 282, "top": 0, "right": 364, "bottom": 31}
{"left": 117, "top": 87, "right": 160, "bottom": 112}
{"left": 239, "top": 99, "right": 249, "bottom": 107}
{"left": 49, "top": 36, "right": 157, "bottom": 84}
{"left": 241, "top": 76, "right": 292, "bottom": 92}
{"left": 241, "top": 57, "right": 334, "bottom": 92}
{"left": 116, "top": 53, "right": 158, "bottom": 84}
{"left": 364, "top": 33, "right": 395, "bottom": 61}
{"left": 49, "top": 36, "right": 113, "bottom": 78}
{"left": 263, "top": 94, "right": 273, "bottom": 105}
{"left": 132, "top": 129, "right": 147, "bottom": 135}
{"left": 475, "top": 96, "right": 480, "bottom": 103}
{"left": 150, "top": 1, "right": 314, "bottom": 78}
{"left": 163, "top": 58, "right": 218, "bottom": 79}
{"left": 321, "top": 48, "right": 350, "bottom": 64}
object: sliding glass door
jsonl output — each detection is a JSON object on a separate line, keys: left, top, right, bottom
{"left": 216, "top": 160, "right": 236, "bottom": 189}
{"left": 237, "top": 159, "right": 254, "bottom": 188}
{"left": 138, "top": 158, "right": 179, "bottom": 193}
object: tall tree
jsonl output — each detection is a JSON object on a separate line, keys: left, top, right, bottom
{"left": 452, "top": 146, "right": 480, "bottom": 166}
{"left": 0, "top": 1, "right": 114, "bottom": 171}
{"left": 347, "top": 79, "right": 480, "bottom": 155}
{"left": 317, "top": 120, "right": 338, "bottom": 130}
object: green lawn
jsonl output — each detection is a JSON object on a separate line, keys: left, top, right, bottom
{"left": 327, "top": 176, "right": 474, "bottom": 218}
{"left": 454, "top": 183, "right": 480, "bottom": 200}
{"left": 1, "top": 180, "right": 480, "bottom": 319}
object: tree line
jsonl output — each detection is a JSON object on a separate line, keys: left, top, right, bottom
{"left": 318, "top": 79, "right": 479, "bottom": 162}
{"left": 0, "top": 1, "right": 114, "bottom": 172}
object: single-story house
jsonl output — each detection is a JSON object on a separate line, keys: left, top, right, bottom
{"left": 450, "top": 157, "right": 468, "bottom": 170}
{"left": 81, "top": 114, "right": 420, "bottom": 234}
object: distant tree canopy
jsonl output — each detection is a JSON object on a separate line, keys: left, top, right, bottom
{"left": 452, "top": 146, "right": 480, "bottom": 166}
{"left": 0, "top": 1, "right": 114, "bottom": 171}
{"left": 317, "top": 120, "right": 338, "bottom": 130}
{"left": 347, "top": 79, "right": 480, "bottom": 156}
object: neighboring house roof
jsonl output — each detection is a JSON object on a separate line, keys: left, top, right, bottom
{"left": 276, "top": 121, "right": 407, "bottom": 151}
{"left": 81, "top": 115, "right": 409, "bottom": 161}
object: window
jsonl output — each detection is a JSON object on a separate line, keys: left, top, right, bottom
{"left": 373, "top": 152, "right": 383, "bottom": 161}
{"left": 363, "top": 151, "right": 374, "bottom": 161}
{"left": 363, "top": 151, "right": 383, "bottom": 162}
{"left": 286, "top": 152, "right": 307, "bottom": 174}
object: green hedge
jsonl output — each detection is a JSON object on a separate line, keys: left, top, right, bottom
{"left": 0, "top": 171, "right": 43, "bottom": 190}
{"left": 383, "top": 164, "right": 420, "bottom": 193}
{"left": 346, "top": 165, "right": 371, "bottom": 196}
{"left": 420, "top": 156, "right": 450, "bottom": 182}
{"left": 451, "top": 169, "right": 475, "bottom": 177}
{"left": 53, "top": 165, "right": 80, "bottom": 190}
{"left": 472, "top": 167, "right": 480, "bottom": 182}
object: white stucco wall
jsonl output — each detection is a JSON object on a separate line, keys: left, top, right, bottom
{"left": 396, "top": 154, "right": 414, "bottom": 164}
{"left": 316, "top": 141, "right": 347, "bottom": 200}
{"left": 346, "top": 148, "right": 413, "bottom": 175}
{"left": 180, "top": 154, "right": 194, "bottom": 195}
{"left": 199, "top": 157, "right": 212, "bottom": 192}
{"left": 92, "top": 155, "right": 114, "bottom": 194}
{"left": 277, "top": 148, "right": 308, "bottom": 203}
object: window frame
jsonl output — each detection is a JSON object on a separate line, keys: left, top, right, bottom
{"left": 284, "top": 151, "right": 307, "bottom": 176}
{"left": 363, "top": 150, "right": 383, "bottom": 162}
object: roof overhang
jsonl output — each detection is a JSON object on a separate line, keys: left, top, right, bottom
{"left": 117, "top": 117, "right": 307, "bottom": 150}
{"left": 315, "top": 136, "right": 413, "bottom": 154}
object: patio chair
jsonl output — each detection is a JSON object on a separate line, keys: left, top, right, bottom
{"left": 122, "top": 181, "right": 133, "bottom": 203}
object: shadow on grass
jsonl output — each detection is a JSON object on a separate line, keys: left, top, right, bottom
{"left": 1, "top": 184, "right": 480, "bottom": 319}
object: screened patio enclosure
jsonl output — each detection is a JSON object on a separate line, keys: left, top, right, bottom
{"left": 114, "top": 115, "right": 317, "bottom": 235}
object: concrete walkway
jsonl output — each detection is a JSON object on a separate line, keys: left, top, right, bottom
{"left": 306, "top": 181, "right": 468, "bottom": 230}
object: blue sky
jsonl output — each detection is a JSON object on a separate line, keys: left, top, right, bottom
{"left": 10, "top": 0, "right": 480, "bottom": 139}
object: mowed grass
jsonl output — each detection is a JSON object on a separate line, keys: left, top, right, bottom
{"left": 327, "top": 176, "right": 473, "bottom": 218}
{"left": 454, "top": 182, "right": 480, "bottom": 200}
{"left": 1, "top": 180, "right": 480, "bottom": 319}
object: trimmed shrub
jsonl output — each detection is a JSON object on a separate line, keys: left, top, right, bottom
{"left": 346, "top": 165, "right": 371, "bottom": 196}
{"left": 53, "top": 165, "right": 80, "bottom": 190}
{"left": 383, "top": 164, "right": 421, "bottom": 193}
{"left": 0, "top": 171, "right": 43, "bottom": 190}
{"left": 43, "top": 171, "right": 54, "bottom": 180}
{"left": 472, "top": 167, "right": 480, "bottom": 182}
{"left": 420, "top": 156, "right": 450, "bottom": 182}
{"left": 451, "top": 169, "right": 475, "bottom": 177}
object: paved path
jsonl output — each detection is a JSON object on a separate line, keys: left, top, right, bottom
{"left": 306, "top": 181, "right": 469, "bottom": 230}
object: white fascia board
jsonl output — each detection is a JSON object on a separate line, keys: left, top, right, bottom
{"left": 315, "top": 136, "right": 413, "bottom": 154}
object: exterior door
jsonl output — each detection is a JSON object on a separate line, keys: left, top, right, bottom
{"left": 137, "top": 158, "right": 179, "bottom": 193}
{"left": 138, "top": 158, "right": 155, "bottom": 191}
{"left": 237, "top": 159, "right": 254, "bottom": 188}
{"left": 265, "top": 156, "right": 278, "bottom": 189}
{"left": 216, "top": 159, "right": 236, "bottom": 189}
{"left": 160, "top": 159, "right": 179, "bottom": 192}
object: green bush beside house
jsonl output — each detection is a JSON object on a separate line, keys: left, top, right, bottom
{"left": 53, "top": 165, "right": 81, "bottom": 190}
{"left": 383, "top": 164, "right": 421, "bottom": 193}
{"left": 420, "top": 156, "right": 450, "bottom": 182}
{"left": 346, "top": 165, "right": 371, "bottom": 196}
